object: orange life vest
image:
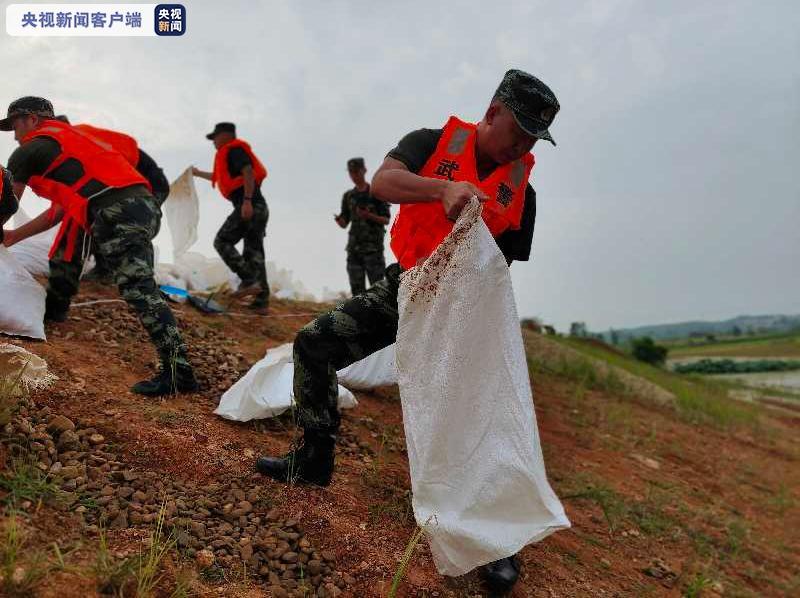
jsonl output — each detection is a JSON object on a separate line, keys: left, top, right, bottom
{"left": 23, "top": 119, "right": 149, "bottom": 261}
{"left": 212, "top": 139, "right": 267, "bottom": 200}
{"left": 73, "top": 123, "right": 153, "bottom": 194}
{"left": 73, "top": 124, "right": 140, "bottom": 167}
{"left": 390, "top": 116, "right": 534, "bottom": 270}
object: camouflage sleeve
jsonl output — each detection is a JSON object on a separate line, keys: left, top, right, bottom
{"left": 337, "top": 191, "right": 351, "bottom": 226}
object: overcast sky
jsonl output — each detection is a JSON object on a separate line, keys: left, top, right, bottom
{"left": 1, "top": 0, "right": 798, "bottom": 331}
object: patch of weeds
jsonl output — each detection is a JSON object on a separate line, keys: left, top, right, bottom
{"left": 169, "top": 572, "right": 192, "bottom": 598}
{"left": 368, "top": 489, "right": 414, "bottom": 525}
{"left": 388, "top": 520, "right": 431, "bottom": 598}
{"left": 78, "top": 492, "right": 100, "bottom": 512}
{"left": 767, "top": 483, "right": 795, "bottom": 515}
{"left": 572, "top": 530, "right": 607, "bottom": 549}
{"left": 723, "top": 519, "right": 749, "bottom": 560}
{"left": 93, "top": 526, "right": 136, "bottom": 596}
{"left": 562, "top": 550, "right": 581, "bottom": 569}
{"left": 0, "top": 456, "right": 62, "bottom": 507}
{"left": 604, "top": 402, "right": 634, "bottom": 437}
{"left": 135, "top": 501, "right": 177, "bottom": 596}
{"left": 629, "top": 485, "right": 677, "bottom": 536}
{"left": 199, "top": 565, "right": 226, "bottom": 582}
{"left": 0, "top": 512, "right": 49, "bottom": 597}
{"left": 687, "top": 529, "right": 715, "bottom": 558}
{"left": 562, "top": 478, "right": 628, "bottom": 532}
{"left": 683, "top": 572, "right": 713, "bottom": 597}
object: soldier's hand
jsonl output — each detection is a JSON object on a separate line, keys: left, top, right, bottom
{"left": 2, "top": 229, "right": 17, "bottom": 247}
{"left": 355, "top": 207, "right": 371, "bottom": 220}
{"left": 441, "top": 181, "right": 488, "bottom": 220}
{"left": 191, "top": 166, "right": 201, "bottom": 177}
{"left": 241, "top": 200, "right": 254, "bottom": 222}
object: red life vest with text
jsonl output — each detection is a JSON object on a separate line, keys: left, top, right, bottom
{"left": 390, "top": 115, "right": 534, "bottom": 269}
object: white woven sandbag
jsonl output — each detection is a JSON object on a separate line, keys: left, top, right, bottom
{"left": 396, "top": 199, "right": 570, "bottom": 576}
{"left": 0, "top": 246, "right": 47, "bottom": 340}
{"left": 215, "top": 343, "right": 357, "bottom": 422}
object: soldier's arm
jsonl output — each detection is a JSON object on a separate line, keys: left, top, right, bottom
{"left": 335, "top": 193, "right": 350, "bottom": 228}
{"left": 3, "top": 205, "right": 62, "bottom": 247}
{"left": 192, "top": 167, "right": 213, "bottom": 181}
{"left": 241, "top": 164, "right": 255, "bottom": 199}
{"left": 372, "top": 157, "right": 487, "bottom": 220}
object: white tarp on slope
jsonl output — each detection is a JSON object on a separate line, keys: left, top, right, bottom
{"left": 214, "top": 343, "right": 358, "bottom": 421}
{"left": 0, "top": 246, "right": 46, "bottom": 340}
{"left": 396, "top": 199, "right": 570, "bottom": 576}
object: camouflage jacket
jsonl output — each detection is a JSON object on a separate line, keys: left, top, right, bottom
{"left": 337, "top": 185, "right": 390, "bottom": 254}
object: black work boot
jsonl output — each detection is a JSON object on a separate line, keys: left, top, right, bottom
{"left": 256, "top": 430, "right": 335, "bottom": 486}
{"left": 131, "top": 363, "right": 199, "bottom": 397}
{"left": 248, "top": 295, "right": 269, "bottom": 312}
{"left": 233, "top": 278, "right": 260, "bottom": 299}
{"left": 481, "top": 555, "right": 520, "bottom": 596}
{"left": 44, "top": 295, "right": 69, "bottom": 323}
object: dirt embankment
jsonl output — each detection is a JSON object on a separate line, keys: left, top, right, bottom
{"left": 1, "top": 282, "right": 798, "bottom": 597}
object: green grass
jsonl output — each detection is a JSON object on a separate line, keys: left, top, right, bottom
{"left": 0, "top": 513, "right": 49, "bottom": 597}
{"left": 0, "top": 457, "right": 63, "bottom": 507}
{"left": 550, "top": 336, "right": 761, "bottom": 429}
{"left": 667, "top": 331, "right": 800, "bottom": 359}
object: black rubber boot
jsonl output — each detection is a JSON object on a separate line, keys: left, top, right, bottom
{"left": 481, "top": 556, "right": 520, "bottom": 596}
{"left": 248, "top": 295, "right": 269, "bottom": 311}
{"left": 44, "top": 295, "right": 69, "bottom": 323}
{"left": 131, "top": 364, "right": 199, "bottom": 397}
{"left": 233, "top": 279, "right": 260, "bottom": 299}
{"left": 256, "top": 430, "right": 335, "bottom": 486}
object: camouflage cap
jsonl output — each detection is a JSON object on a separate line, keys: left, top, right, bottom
{"left": 347, "top": 157, "right": 365, "bottom": 171}
{"left": 0, "top": 96, "right": 55, "bottom": 131}
{"left": 206, "top": 121, "right": 236, "bottom": 140}
{"left": 494, "top": 69, "right": 560, "bottom": 145}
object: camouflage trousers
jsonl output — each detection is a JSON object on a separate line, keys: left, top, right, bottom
{"left": 346, "top": 249, "right": 386, "bottom": 296}
{"left": 294, "top": 263, "right": 402, "bottom": 433}
{"left": 48, "top": 195, "right": 190, "bottom": 368}
{"left": 214, "top": 198, "right": 269, "bottom": 302}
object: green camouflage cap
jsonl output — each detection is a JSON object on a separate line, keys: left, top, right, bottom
{"left": 0, "top": 96, "right": 55, "bottom": 131}
{"left": 494, "top": 69, "right": 559, "bottom": 145}
{"left": 347, "top": 157, "right": 365, "bottom": 171}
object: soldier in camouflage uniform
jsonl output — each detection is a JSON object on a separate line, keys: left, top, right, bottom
{"left": 193, "top": 122, "right": 269, "bottom": 310}
{"left": 1, "top": 97, "right": 197, "bottom": 397}
{"left": 47, "top": 115, "right": 172, "bottom": 308}
{"left": 256, "top": 71, "right": 560, "bottom": 595}
{"left": 334, "top": 157, "right": 390, "bottom": 295}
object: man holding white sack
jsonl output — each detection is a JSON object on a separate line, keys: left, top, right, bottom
{"left": 257, "top": 70, "right": 565, "bottom": 594}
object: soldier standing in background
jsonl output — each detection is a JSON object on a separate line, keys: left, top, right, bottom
{"left": 334, "top": 157, "right": 390, "bottom": 295}
{"left": 193, "top": 122, "right": 270, "bottom": 311}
